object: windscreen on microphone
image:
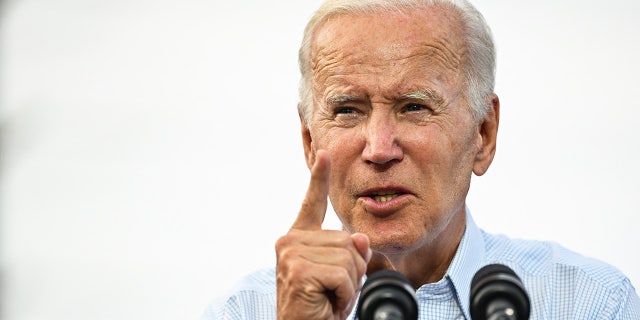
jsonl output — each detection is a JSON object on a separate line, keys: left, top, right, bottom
{"left": 356, "top": 269, "right": 418, "bottom": 320}
{"left": 470, "top": 264, "right": 530, "bottom": 320}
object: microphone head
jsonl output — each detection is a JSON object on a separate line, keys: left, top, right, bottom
{"left": 470, "top": 264, "right": 530, "bottom": 320}
{"left": 357, "top": 269, "right": 418, "bottom": 320}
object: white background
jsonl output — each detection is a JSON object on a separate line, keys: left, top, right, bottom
{"left": 1, "top": 0, "right": 639, "bottom": 319}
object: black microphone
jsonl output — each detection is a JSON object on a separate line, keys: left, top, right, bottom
{"left": 470, "top": 264, "right": 530, "bottom": 320}
{"left": 356, "top": 269, "right": 418, "bottom": 320}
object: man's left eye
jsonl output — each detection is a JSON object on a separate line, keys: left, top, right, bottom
{"left": 404, "top": 104, "right": 429, "bottom": 112}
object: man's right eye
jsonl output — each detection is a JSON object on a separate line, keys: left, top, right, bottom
{"left": 335, "top": 106, "right": 358, "bottom": 114}
{"left": 331, "top": 106, "right": 363, "bottom": 127}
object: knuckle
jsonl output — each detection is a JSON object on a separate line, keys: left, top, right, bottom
{"left": 284, "top": 261, "right": 306, "bottom": 278}
{"left": 275, "top": 238, "right": 300, "bottom": 263}
{"left": 275, "top": 230, "right": 303, "bottom": 252}
{"left": 335, "top": 248, "right": 352, "bottom": 265}
{"left": 276, "top": 256, "right": 307, "bottom": 285}
{"left": 276, "top": 245, "right": 298, "bottom": 263}
{"left": 333, "top": 230, "right": 352, "bottom": 246}
{"left": 335, "top": 267, "right": 350, "bottom": 281}
{"left": 275, "top": 234, "right": 291, "bottom": 251}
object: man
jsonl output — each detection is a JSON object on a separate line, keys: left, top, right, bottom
{"left": 202, "top": 0, "right": 640, "bottom": 319}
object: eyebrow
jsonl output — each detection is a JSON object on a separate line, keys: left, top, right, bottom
{"left": 401, "top": 88, "right": 444, "bottom": 106}
{"left": 325, "top": 88, "right": 445, "bottom": 106}
{"left": 326, "top": 93, "right": 359, "bottom": 105}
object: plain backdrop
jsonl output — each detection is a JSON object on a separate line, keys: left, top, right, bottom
{"left": 1, "top": 0, "right": 639, "bottom": 319}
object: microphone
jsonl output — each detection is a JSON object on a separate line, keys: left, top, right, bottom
{"left": 470, "top": 264, "right": 530, "bottom": 320}
{"left": 356, "top": 269, "right": 418, "bottom": 320}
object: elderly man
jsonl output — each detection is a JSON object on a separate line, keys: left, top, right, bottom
{"left": 202, "top": 0, "right": 640, "bottom": 319}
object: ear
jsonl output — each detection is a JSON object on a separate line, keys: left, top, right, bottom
{"left": 300, "top": 108, "right": 316, "bottom": 170}
{"left": 473, "top": 94, "right": 500, "bottom": 176}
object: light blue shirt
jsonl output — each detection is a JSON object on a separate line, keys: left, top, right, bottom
{"left": 201, "top": 212, "right": 640, "bottom": 319}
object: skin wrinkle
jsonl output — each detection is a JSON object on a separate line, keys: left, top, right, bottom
{"left": 312, "top": 45, "right": 463, "bottom": 123}
{"left": 322, "top": 89, "right": 448, "bottom": 130}
{"left": 433, "top": 37, "right": 462, "bottom": 68}
{"left": 319, "top": 83, "right": 463, "bottom": 129}
{"left": 423, "top": 42, "right": 460, "bottom": 72}
{"left": 316, "top": 82, "right": 464, "bottom": 140}
{"left": 315, "top": 73, "right": 455, "bottom": 120}
{"left": 313, "top": 43, "right": 461, "bottom": 86}
{"left": 297, "top": 4, "right": 479, "bottom": 126}
{"left": 309, "top": 8, "right": 465, "bottom": 86}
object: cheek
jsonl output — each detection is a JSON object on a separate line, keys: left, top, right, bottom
{"left": 325, "top": 144, "right": 358, "bottom": 203}
{"left": 321, "top": 131, "right": 363, "bottom": 222}
{"left": 316, "top": 128, "right": 363, "bottom": 165}
{"left": 402, "top": 127, "right": 476, "bottom": 199}
{"left": 401, "top": 128, "right": 448, "bottom": 169}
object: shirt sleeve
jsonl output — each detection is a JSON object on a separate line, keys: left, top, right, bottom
{"left": 200, "top": 291, "right": 277, "bottom": 320}
{"left": 200, "top": 296, "right": 234, "bottom": 320}
{"left": 199, "top": 268, "right": 278, "bottom": 319}
{"left": 612, "top": 278, "right": 640, "bottom": 320}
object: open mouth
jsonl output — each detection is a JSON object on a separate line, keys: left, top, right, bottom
{"left": 367, "top": 191, "right": 404, "bottom": 203}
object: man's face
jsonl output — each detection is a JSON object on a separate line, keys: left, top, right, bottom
{"left": 303, "top": 7, "right": 488, "bottom": 255}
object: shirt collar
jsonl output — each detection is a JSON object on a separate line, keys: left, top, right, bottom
{"left": 353, "top": 208, "right": 487, "bottom": 320}
{"left": 444, "top": 207, "right": 486, "bottom": 320}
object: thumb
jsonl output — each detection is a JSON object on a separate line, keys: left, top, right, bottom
{"left": 351, "top": 233, "right": 372, "bottom": 263}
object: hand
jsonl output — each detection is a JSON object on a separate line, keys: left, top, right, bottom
{"left": 275, "top": 150, "right": 372, "bottom": 320}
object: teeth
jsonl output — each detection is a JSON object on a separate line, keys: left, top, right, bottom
{"left": 372, "top": 194, "right": 399, "bottom": 202}
{"left": 374, "top": 190, "right": 399, "bottom": 196}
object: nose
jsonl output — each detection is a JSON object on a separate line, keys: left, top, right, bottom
{"left": 361, "top": 113, "right": 404, "bottom": 165}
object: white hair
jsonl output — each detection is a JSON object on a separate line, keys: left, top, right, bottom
{"left": 297, "top": 0, "right": 496, "bottom": 124}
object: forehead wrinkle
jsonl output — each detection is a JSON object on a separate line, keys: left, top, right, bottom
{"left": 311, "top": 41, "right": 359, "bottom": 80}
{"left": 309, "top": 10, "right": 467, "bottom": 115}
{"left": 314, "top": 41, "right": 463, "bottom": 90}
{"left": 421, "top": 38, "right": 462, "bottom": 72}
{"left": 311, "top": 29, "right": 464, "bottom": 89}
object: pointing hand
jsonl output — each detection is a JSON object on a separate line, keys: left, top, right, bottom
{"left": 276, "top": 150, "right": 371, "bottom": 320}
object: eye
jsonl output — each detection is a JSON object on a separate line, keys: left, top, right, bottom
{"left": 335, "top": 106, "right": 358, "bottom": 114}
{"left": 403, "top": 103, "right": 431, "bottom": 112}
{"left": 330, "top": 105, "right": 364, "bottom": 127}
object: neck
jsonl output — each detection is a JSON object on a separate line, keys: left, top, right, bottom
{"left": 365, "top": 208, "right": 467, "bottom": 290}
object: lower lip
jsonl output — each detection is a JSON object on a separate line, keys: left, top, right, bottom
{"left": 359, "top": 194, "right": 411, "bottom": 217}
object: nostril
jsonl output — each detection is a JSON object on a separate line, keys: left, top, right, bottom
{"left": 362, "top": 142, "right": 404, "bottom": 165}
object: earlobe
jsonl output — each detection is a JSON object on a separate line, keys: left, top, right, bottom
{"left": 473, "top": 94, "right": 500, "bottom": 176}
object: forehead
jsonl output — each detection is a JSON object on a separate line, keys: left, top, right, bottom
{"left": 310, "top": 5, "right": 466, "bottom": 91}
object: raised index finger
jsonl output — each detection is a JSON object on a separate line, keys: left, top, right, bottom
{"left": 291, "top": 150, "right": 330, "bottom": 230}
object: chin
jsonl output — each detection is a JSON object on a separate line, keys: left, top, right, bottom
{"left": 368, "top": 229, "right": 423, "bottom": 255}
